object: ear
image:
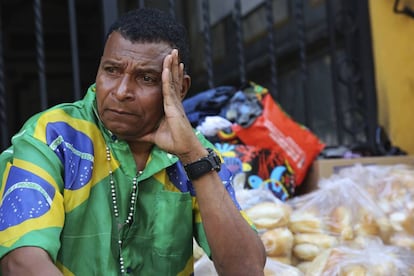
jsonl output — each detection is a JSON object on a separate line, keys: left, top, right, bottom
{"left": 180, "top": 74, "right": 191, "bottom": 100}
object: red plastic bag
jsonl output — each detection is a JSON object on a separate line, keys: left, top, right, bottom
{"left": 232, "top": 93, "right": 324, "bottom": 186}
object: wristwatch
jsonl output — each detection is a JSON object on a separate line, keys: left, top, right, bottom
{"left": 184, "top": 148, "right": 221, "bottom": 180}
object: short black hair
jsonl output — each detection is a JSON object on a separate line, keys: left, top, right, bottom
{"left": 106, "top": 8, "right": 190, "bottom": 70}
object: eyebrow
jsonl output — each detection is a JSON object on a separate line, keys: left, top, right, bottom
{"left": 101, "top": 59, "right": 123, "bottom": 66}
{"left": 101, "top": 59, "right": 162, "bottom": 74}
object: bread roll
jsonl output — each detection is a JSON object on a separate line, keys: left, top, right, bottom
{"left": 401, "top": 211, "right": 414, "bottom": 235}
{"left": 389, "top": 211, "right": 414, "bottom": 235}
{"left": 260, "top": 227, "right": 294, "bottom": 257}
{"left": 245, "top": 201, "right": 291, "bottom": 230}
{"left": 294, "top": 233, "right": 338, "bottom": 249}
{"left": 341, "top": 265, "right": 366, "bottom": 276}
{"left": 304, "top": 248, "right": 332, "bottom": 275}
{"left": 376, "top": 216, "right": 393, "bottom": 243}
{"left": 295, "top": 261, "right": 312, "bottom": 274}
{"left": 292, "top": 243, "right": 321, "bottom": 261}
{"left": 305, "top": 248, "right": 343, "bottom": 275}
{"left": 371, "top": 261, "right": 398, "bottom": 276}
{"left": 329, "top": 206, "right": 354, "bottom": 240}
{"left": 389, "top": 232, "right": 414, "bottom": 250}
{"left": 289, "top": 211, "right": 324, "bottom": 234}
{"left": 267, "top": 256, "right": 292, "bottom": 265}
{"left": 354, "top": 212, "right": 380, "bottom": 237}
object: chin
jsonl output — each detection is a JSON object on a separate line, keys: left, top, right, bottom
{"left": 104, "top": 123, "right": 133, "bottom": 138}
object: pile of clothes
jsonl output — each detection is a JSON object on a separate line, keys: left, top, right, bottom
{"left": 184, "top": 82, "right": 325, "bottom": 201}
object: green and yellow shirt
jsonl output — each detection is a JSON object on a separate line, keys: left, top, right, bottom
{"left": 0, "top": 84, "right": 251, "bottom": 275}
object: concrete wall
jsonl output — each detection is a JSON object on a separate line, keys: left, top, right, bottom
{"left": 369, "top": 0, "right": 414, "bottom": 154}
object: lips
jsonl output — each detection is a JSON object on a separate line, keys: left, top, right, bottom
{"left": 107, "top": 108, "right": 135, "bottom": 116}
{"left": 105, "top": 108, "right": 137, "bottom": 120}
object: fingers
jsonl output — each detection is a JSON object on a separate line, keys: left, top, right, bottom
{"left": 171, "top": 49, "right": 180, "bottom": 86}
{"left": 162, "top": 54, "right": 173, "bottom": 98}
{"left": 172, "top": 51, "right": 184, "bottom": 90}
{"left": 162, "top": 49, "right": 184, "bottom": 101}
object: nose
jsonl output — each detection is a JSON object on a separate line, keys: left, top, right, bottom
{"left": 113, "top": 74, "right": 135, "bottom": 101}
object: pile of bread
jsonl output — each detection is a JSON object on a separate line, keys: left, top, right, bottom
{"left": 242, "top": 163, "right": 414, "bottom": 275}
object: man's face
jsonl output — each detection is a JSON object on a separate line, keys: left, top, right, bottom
{"left": 95, "top": 32, "right": 173, "bottom": 141}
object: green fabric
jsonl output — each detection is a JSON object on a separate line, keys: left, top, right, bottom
{"left": 0, "top": 84, "right": 247, "bottom": 275}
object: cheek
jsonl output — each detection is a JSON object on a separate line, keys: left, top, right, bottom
{"left": 95, "top": 75, "right": 112, "bottom": 105}
{"left": 94, "top": 91, "right": 109, "bottom": 119}
{"left": 95, "top": 73, "right": 110, "bottom": 93}
{"left": 145, "top": 94, "right": 164, "bottom": 117}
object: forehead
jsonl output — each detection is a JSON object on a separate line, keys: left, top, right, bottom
{"left": 102, "top": 32, "right": 172, "bottom": 64}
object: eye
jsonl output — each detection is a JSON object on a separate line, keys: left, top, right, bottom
{"left": 104, "top": 66, "right": 120, "bottom": 75}
{"left": 143, "top": 75, "right": 155, "bottom": 82}
{"left": 138, "top": 73, "right": 160, "bottom": 85}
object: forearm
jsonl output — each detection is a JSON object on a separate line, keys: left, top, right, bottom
{"left": 1, "top": 247, "right": 63, "bottom": 276}
{"left": 192, "top": 171, "right": 266, "bottom": 275}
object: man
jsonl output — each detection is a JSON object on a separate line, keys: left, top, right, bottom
{"left": 0, "top": 7, "right": 265, "bottom": 275}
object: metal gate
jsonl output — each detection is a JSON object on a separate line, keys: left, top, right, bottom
{"left": 0, "top": 0, "right": 377, "bottom": 153}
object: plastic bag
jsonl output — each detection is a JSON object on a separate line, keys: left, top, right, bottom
{"left": 334, "top": 164, "right": 414, "bottom": 247}
{"left": 232, "top": 92, "right": 324, "bottom": 186}
{"left": 264, "top": 257, "right": 304, "bottom": 276}
{"left": 237, "top": 188, "right": 292, "bottom": 232}
{"left": 288, "top": 177, "right": 387, "bottom": 234}
{"left": 236, "top": 187, "right": 288, "bottom": 210}
{"left": 286, "top": 177, "right": 392, "bottom": 266}
{"left": 236, "top": 189, "right": 295, "bottom": 261}
{"left": 194, "top": 254, "right": 218, "bottom": 276}
{"left": 306, "top": 236, "right": 414, "bottom": 276}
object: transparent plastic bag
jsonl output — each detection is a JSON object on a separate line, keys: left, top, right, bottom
{"left": 306, "top": 236, "right": 414, "bottom": 276}
{"left": 237, "top": 188, "right": 292, "bottom": 231}
{"left": 194, "top": 254, "right": 218, "bottom": 276}
{"left": 236, "top": 187, "right": 286, "bottom": 210}
{"left": 264, "top": 257, "right": 304, "bottom": 276}
{"left": 333, "top": 164, "right": 414, "bottom": 246}
{"left": 287, "top": 177, "right": 390, "bottom": 241}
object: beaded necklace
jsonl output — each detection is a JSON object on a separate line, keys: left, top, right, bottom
{"left": 105, "top": 146, "right": 142, "bottom": 274}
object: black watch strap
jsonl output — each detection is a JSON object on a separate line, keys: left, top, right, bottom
{"left": 184, "top": 148, "right": 221, "bottom": 180}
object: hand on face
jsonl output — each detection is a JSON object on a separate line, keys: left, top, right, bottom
{"left": 138, "top": 49, "right": 200, "bottom": 157}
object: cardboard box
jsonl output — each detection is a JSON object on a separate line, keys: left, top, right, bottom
{"left": 297, "top": 155, "right": 414, "bottom": 195}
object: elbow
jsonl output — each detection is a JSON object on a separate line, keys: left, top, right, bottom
{"left": 0, "top": 247, "right": 61, "bottom": 276}
{"left": 213, "top": 243, "right": 266, "bottom": 276}
{"left": 1, "top": 254, "right": 23, "bottom": 275}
